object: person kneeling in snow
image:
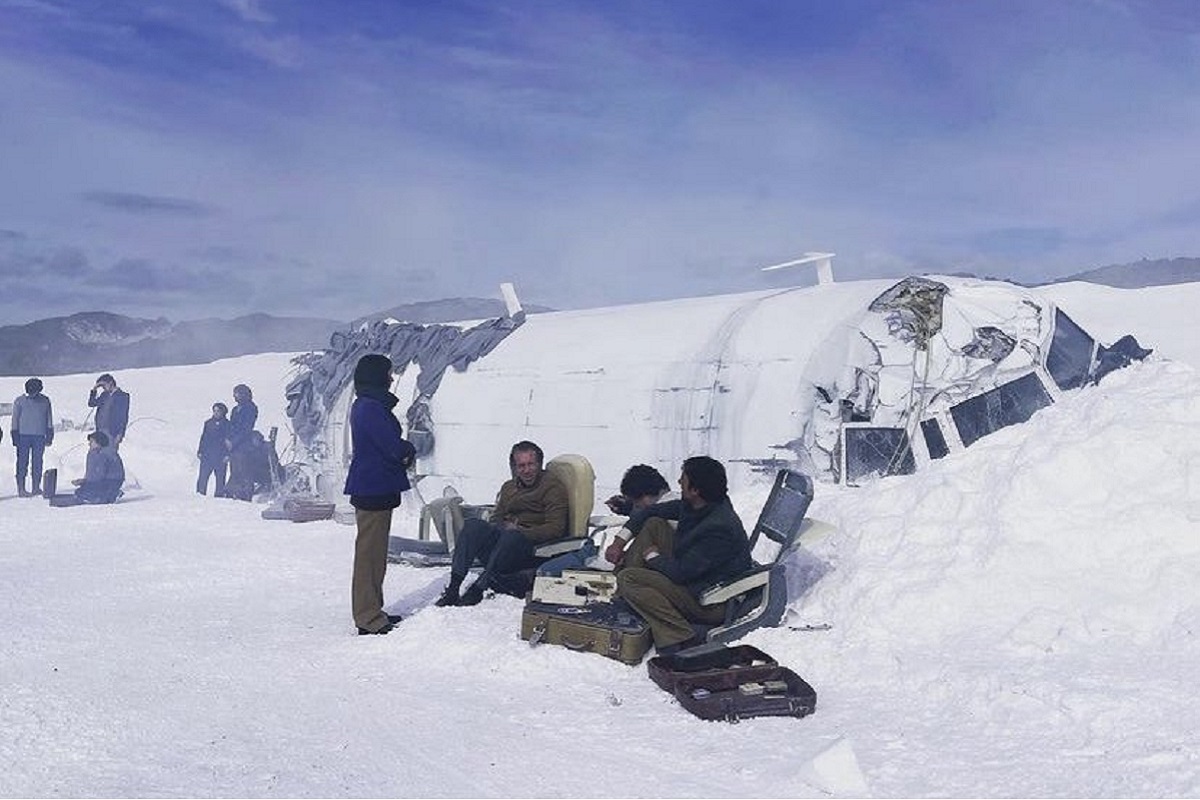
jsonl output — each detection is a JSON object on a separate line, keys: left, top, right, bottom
{"left": 49, "top": 431, "right": 125, "bottom": 507}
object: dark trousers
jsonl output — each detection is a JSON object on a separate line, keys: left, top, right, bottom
{"left": 450, "top": 518, "right": 537, "bottom": 595}
{"left": 49, "top": 480, "right": 122, "bottom": 507}
{"left": 15, "top": 435, "right": 47, "bottom": 491}
{"left": 196, "top": 456, "right": 228, "bottom": 496}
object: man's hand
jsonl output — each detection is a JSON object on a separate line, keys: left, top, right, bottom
{"left": 604, "top": 539, "right": 626, "bottom": 566}
{"left": 71, "top": 478, "right": 84, "bottom": 486}
{"left": 604, "top": 494, "right": 632, "bottom": 516}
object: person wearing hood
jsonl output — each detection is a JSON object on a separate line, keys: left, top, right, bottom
{"left": 344, "top": 354, "right": 416, "bottom": 636}
{"left": 12, "top": 377, "right": 55, "bottom": 497}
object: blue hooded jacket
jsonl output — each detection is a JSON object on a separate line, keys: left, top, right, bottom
{"left": 343, "top": 387, "right": 416, "bottom": 508}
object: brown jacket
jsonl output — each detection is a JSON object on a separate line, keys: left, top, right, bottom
{"left": 489, "top": 471, "right": 570, "bottom": 542}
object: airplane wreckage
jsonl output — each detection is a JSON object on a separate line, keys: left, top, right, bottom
{"left": 275, "top": 274, "right": 1150, "bottom": 519}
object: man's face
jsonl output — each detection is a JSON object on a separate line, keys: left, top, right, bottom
{"left": 513, "top": 449, "right": 541, "bottom": 487}
{"left": 679, "top": 470, "right": 701, "bottom": 506}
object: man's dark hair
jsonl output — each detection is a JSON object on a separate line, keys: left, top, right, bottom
{"left": 89, "top": 431, "right": 110, "bottom": 448}
{"left": 97, "top": 373, "right": 115, "bottom": 385}
{"left": 24, "top": 377, "right": 43, "bottom": 395}
{"left": 509, "top": 440, "right": 544, "bottom": 470}
{"left": 620, "top": 464, "right": 669, "bottom": 500}
{"left": 682, "top": 456, "right": 728, "bottom": 503}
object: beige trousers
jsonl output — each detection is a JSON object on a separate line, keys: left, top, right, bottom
{"left": 351, "top": 507, "right": 393, "bottom": 631}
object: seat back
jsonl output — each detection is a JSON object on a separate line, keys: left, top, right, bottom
{"left": 419, "top": 494, "right": 465, "bottom": 549}
{"left": 546, "top": 454, "right": 596, "bottom": 538}
{"left": 700, "top": 469, "right": 816, "bottom": 645}
{"left": 747, "top": 469, "right": 814, "bottom": 565}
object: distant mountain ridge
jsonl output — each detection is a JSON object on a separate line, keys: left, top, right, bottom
{"left": 1054, "top": 256, "right": 1200, "bottom": 289}
{"left": 0, "top": 297, "right": 555, "bottom": 376}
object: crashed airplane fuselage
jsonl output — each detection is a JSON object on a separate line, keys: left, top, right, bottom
{"left": 283, "top": 276, "right": 1149, "bottom": 508}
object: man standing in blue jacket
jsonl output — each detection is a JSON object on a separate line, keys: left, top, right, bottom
{"left": 343, "top": 354, "right": 416, "bottom": 636}
{"left": 611, "top": 456, "right": 752, "bottom": 655}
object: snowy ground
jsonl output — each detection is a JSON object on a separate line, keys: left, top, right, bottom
{"left": 1, "top": 282, "right": 1198, "bottom": 798}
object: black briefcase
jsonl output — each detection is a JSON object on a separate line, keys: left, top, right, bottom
{"left": 648, "top": 643, "right": 816, "bottom": 722}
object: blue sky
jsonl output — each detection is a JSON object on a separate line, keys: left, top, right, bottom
{"left": 1, "top": 0, "right": 1199, "bottom": 325}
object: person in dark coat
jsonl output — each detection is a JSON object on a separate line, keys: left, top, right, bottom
{"left": 49, "top": 431, "right": 125, "bottom": 506}
{"left": 344, "top": 354, "right": 416, "bottom": 635}
{"left": 87, "top": 373, "right": 130, "bottom": 449}
{"left": 12, "top": 377, "right": 55, "bottom": 497}
{"left": 226, "top": 383, "right": 258, "bottom": 494}
{"left": 196, "top": 402, "right": 230, "bottom": 496}
{"left": 612, "top": 456, "right": 752, "bottom": 655}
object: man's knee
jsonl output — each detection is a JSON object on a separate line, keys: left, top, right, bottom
{"left": 616, "top": 567, "right": 656, "bottom": 595}
{"left": 489, "top": 529, "right": 534, "bottom": 571}
{"left": 458, "top": 517, "right": 490, "bottom": 543}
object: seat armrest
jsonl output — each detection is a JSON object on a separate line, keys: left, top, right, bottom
{"left": 461, "top": 503, "right": 494, "bottom": 520}
{"left": 589, "top": 514, "right": 628, "bottom": 529}
{"left": 533, "top": 536, "right": 591, "bottom": 558}
{"left": 698, "top": 566, "right": 771, "bottom": 605}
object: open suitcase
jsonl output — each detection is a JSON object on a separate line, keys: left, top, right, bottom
{"left": 521, "top": 600, "right": 652, "bottom": 666}
{"left": 647, "top": 643, "right": 817, "bottom": 722}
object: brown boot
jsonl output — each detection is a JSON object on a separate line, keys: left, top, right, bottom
{"left": 17, "top": 477, "right": 30, "bottom": 498}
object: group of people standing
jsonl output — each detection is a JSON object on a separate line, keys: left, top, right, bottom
{"left": 6, "top": 372, "right": 129, "bottom": 505}
{"left": 7, "top": 372, "right": 272, "bottom": 506}
{"left": 195, "top": 383, "right": 262, "bottom": 500}
{"left": 343, "top": 352, "right": 754, "bottom": 655}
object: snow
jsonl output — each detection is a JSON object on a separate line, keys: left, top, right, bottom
{"left": 2, "top": 281, "right": 1199, "bottom": 797}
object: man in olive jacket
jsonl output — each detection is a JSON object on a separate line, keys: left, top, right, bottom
{"left": 436, "top": 440, "right": 569, "bottom": 607}
{"left": 611, "top": 455, "right": 752, "bottom": 655}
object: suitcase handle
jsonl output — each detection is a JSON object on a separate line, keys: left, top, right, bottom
{"left": 561, "top": 635, "right": 595, "bottom": 653}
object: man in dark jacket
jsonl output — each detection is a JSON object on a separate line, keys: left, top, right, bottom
{"left": 87, "top": 373, "right": 130, "bottom": 449}
{"left": 611, "top": 456, "right": 752, "bottom": 655}
{"left": 196, "top": 402, "right": 230, "bottom": 496}
{"left": 344, "top": 354, "right": 417, "bottom": 636}
{"left": 49, "top": 431, "right": 125, "bottom": 506}
{"left": 436, "top": 440, "right": 569, "bottom": 607}
{"left": 12, "top": 377, "right": 55, "bottom": 497}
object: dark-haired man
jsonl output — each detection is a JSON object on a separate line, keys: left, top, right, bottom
{"left": 537, "top": 463, "right": 674, "bottom": 577}
{"left": 435, "top": 440, "right": 569, "bottom": 607}
{"left": 87, "top": 373, "right": 130, "bottom": 449}
{"left": 612, "top": 456, "right": 752, "bottom": 655}
{"left": 49, "top": 431, "right": 125, "bottom": 507}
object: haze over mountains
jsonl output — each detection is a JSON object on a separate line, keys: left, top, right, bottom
{"left": 0, "top": 298, "right": 552, "bottom": 377}
{"left": 0, "top": 258, "right": 1195, "bottom": 377}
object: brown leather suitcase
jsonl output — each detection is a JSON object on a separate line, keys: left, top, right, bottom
{"left": 520, "top": 600, "right": 652, "bottom": 665}
{"left": 648, "top": 643, "right": 817, "bottom": 722}
{"left": 647, "top": 644, "right": 776, "bottom": 692}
